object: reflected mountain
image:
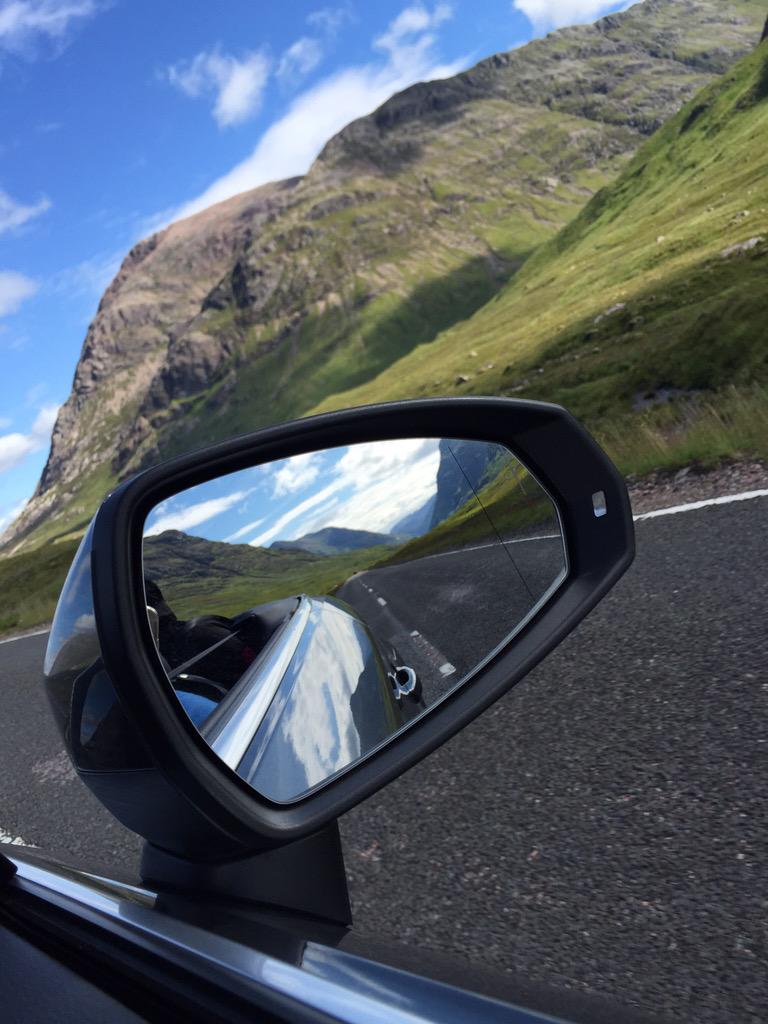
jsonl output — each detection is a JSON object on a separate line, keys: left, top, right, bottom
{"left": 143, "top": 530, "right": 396, "bottom": 620}
{"left": 429, "top": 439, "right": 505, "bottom": 528}
{"left": 271, "top": 527, "right": 402, "bottom": 557}
{"left": 391, "top": 494, "right": 436, "bottom": 538}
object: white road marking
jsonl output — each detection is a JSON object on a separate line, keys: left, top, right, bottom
{"left": 376, "top": 597, "right": 387, "bottom": 607}
{"left": 0, "top": 826, "right": 27, "bottom": 846}
{"left": 439, "top": 662, "right": 456, "bottom": 677}
{"left": 410, "top": 630, "right": 420, "bottom": 637}
{"left": 633, "top": 489, "right": 768, "bottom": 521}
{"left": 0, "top": 627, "right": 50, "bottom": 646}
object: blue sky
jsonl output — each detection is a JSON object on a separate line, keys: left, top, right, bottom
{"left": 0, "top": 0, "right": 636, "bottom": 532}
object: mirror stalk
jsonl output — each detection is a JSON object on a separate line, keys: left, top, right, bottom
{"left": 139, "top": 820, "right": 351, "bottom": 926}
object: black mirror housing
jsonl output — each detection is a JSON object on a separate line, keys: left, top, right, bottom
{"left": 43, "top": 398, "right": 634, "bottom": 859}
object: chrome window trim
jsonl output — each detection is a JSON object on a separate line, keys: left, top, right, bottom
{"left": 6, "top": 855, "right": 564, "bottom": 1024}
{"left": 207, "top": 595, "right": 312, "bottom": 771}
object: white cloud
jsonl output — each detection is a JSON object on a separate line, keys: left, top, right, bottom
{"left": 305, "top": 438, "right": 441, "bottom": 535}
{"left": 272, "top": 451, "right": 322, "bottom": 497}
{"left": 167, "top": 46, "right": 270, "bottom": 128}
{"left": 0, "top": 188, "right": 51, "bottom": 235}
{"left": 278, "top": 36, "right": 323, "bottom": 83}
{"left": 512, "top": 0, "right": 641, "bottom": 31}
{"left": 0, "top": 402, "right": 58, "bottom": 474}
{"left": 0, "top": 270, "right": 38, "bottom": 316}
{"left": 0, "top": 496, "right": 27, "bottom": 532}
{"left": 144, "top": 488, "right": 252, "bottom": 537}
{"left": 307, "top": 4, "right": 354, "bottom": 35}
{"left": 0, "top": 0, "right": 99, "bottom": 53}
{"left": 374, "top": 2, "right": 453, "bottom": 61}
{"left": 168, "top": 5, "right": 466, "bottom": 222}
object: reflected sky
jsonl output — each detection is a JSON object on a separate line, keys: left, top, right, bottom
{"left": 144, "top": 439, "right": 442, "bottom": 548}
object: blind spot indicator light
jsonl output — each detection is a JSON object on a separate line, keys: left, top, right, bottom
{"left": 592, "top": 491, "right": 607, "bottom": 518}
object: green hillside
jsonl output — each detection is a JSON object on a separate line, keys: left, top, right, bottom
{"left": 312, "top": 39, "right": 768, "bottom": 474}
{"left": 0, "top": 539, "right": 80, "bottom": 635}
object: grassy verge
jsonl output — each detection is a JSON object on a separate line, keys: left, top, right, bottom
{"left": 598, "top": 384, "right": 768, "bottom": 477}
{"left": 0, "top": 539, "right": 79, "bottom": 636}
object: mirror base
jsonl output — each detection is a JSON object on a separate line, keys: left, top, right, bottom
{"left": 140, "top": 821, "right": 351, "bottom": 926}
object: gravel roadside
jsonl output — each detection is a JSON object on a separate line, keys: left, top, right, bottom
{"left": 627, "top": 459, "right": 768, "bottom": 516}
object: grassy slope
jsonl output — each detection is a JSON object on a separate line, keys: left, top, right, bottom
{"left": 0, "top": 540, "right": 80, "bottom": 634}
{"left": 310, "top": 42, "right": 768, "bottom": 473}
{"left": 150, "top": 1, "right": 767, "bottom": 464}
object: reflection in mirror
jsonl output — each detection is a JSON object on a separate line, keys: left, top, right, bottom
{"left": 142, "top": 438, "right": 567, "bottom": 803}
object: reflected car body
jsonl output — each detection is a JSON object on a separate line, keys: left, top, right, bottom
{"left": 170, "top": 595, "right": 424, "bottom": 804}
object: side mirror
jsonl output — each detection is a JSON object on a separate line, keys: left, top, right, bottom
{"left": 43, "top": 399, "right": 633, "bottom": 881}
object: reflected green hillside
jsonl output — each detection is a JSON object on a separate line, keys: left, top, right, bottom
{"left": 143, "top": 531, "right": 393, "bottom": 620}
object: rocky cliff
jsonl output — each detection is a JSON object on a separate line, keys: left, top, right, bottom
{"left": 3, "top": 0, "right": 765, "bottom": 554}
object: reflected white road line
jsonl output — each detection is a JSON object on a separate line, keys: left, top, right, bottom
{"left": 418, "top": 535, "right": 560, "bottom": 563}
{"left": 439, "top": 662, "right": 456, "bottom": 677}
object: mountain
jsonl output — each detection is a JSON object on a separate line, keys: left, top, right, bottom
{"left": 312, "top": 30, "right": 768, "bottom": 471}
{"left": 3, "top": 0, "right": 764, "bottom": 555}
{"left": 271, "top": 527, "right": 399, "bottom": 556}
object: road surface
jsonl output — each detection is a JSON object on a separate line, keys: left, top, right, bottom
{"left": 1, "top": 495, "right": 766, "bottom": 1023}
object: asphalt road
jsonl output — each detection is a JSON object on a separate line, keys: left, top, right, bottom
{"left": 1, "top": 496, "right": 766, "bottom": 1023}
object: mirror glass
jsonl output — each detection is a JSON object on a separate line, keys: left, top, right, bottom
{"left": 142, "top": 438, "right": 567, "bottom": 802}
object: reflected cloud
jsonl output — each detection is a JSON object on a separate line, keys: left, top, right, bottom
{"left": 249, "top": 477, "right": 347, "bottom": 547}
{"left": 274, "top": 438, "right": 441, "bottom": 542}
{"left": 145, "top": 488, "right": 253, "bottom": 536}
{"left": 272, "top": 451, "right": 321, "bottom": 497}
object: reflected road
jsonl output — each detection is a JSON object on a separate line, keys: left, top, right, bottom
{"left": 337, "top": 536, "right": 565, "bottom": 700}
